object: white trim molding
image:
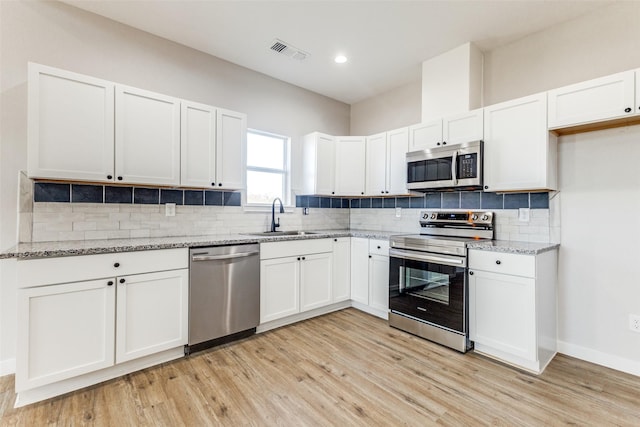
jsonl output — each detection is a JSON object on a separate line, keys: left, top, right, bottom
{"left": 558, "top": 340, "right": 640, "bottom": 377}
{"left": 0, "top": 358, "right": 16, "bottom": 377}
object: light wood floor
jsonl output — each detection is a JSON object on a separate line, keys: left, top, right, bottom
{"left": 1, "top": 308, "right": 639, "bottom": 426}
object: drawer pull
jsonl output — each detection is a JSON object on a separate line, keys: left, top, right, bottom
{"left": 496, "top": 260, "right": 501, "bottom": 265}
{"left": 469, "top": 271, "right": 474, "bottom": 276}
{"left": 113, "top": 262, "right": 120, "bottom": 268}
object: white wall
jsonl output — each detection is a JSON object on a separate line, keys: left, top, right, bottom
{"left": 557, "top": 126, "right": 640, "bottom": 375}
{"left": 0, "top": 0, "right": 349, "bottom": 373}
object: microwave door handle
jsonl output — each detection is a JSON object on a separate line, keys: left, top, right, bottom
{"left": 451, "top": 150, "right": 458, "bottom": 186}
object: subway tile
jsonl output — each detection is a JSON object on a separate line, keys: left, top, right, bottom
{"left": 184, "top": 190, "right": 204, "bottom": 206}
{"left": 396, "top": 197, "right": 410, "bottom": 208}
{"left": 160, "top": 189, "right": 184, "bottom": 205}
{"left": 383, "top": 198, "right": 396, "bottom": 209}
{"left": 71, "top": 184, "right": 103, "bottom": 203}
{"left": 34, "top": 183, "right": 70, "bottom": 203}
{"left": 410, "top": 196, "right": 425, "bottom": 209}
{"left": 371, "top": 198, "right": 383, "bottom": 208}
{"left": 105, "top": 186, "right": 132, "bottom": 204}
{"left": 350, "top": 199, "right": 361, "bottom": 209}
{"left": 331, "top": 198, "right": 341, "bottom": 208}
{"left": 425, "top": 193, "right": 441, "bottom": 209}
{"left": 295, "top": 195, "right": 306, "bottom": 207}
{"left": 134, "top": 188, "right": 159, "bottom": 204}
{"left": 320, "top": 197, "right": 331, "bottom": 208}
{"left": 224, "top": 192, "right": 241, "bottom": 206}
{"left": 530, "top": 192, "right": 549, "bottom": 209}
{"left": 481, "top": 192, "right": 504, "bottom": 209}
{"left": 308, "top": 196, "right": 320, "bottom": 208}
{"left": 341, "top": 198, "right": 350, "bottom": 208}
{"left": 504, "top": 193, "right": 529, "bottom": 209}
{"left": 460, "top": 191, "right": 481, "bottom": 209}
{"left": 360, "top": 198, "right": 371, "bottom": 209}
{"left": 442, "top": 192, "right": 460, "bottom": 209}
{"left": 205, "top": 190, "right": 223, "bottom": 206}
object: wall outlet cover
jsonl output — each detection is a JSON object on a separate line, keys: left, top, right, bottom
{"left": 518, "top": 208, "right": 530, "bottom": 222}
{"left": 395, "top": 207, "right": 402, "bottom": 218}
{"left": 629, "top": 314, "right": 640, "bottom": 333}
{"left": 165, "top": 203, "right": 176, "bottom": 217}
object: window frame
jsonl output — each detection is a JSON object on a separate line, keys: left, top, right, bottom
{"left": 245, "top": 128, "right": 292, "bottom": 208}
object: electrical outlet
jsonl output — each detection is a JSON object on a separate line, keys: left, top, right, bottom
{"left": 518, "top": 208, "right": 530, "bottom": 222}
{"left": 165, "top": 203, "right": 176, "bottom": 217}
{"left": 629, "top": 314, "right": 640, "bottom": 333}
{"left": 395, "top": 207, "right": 402, "bottom": 218}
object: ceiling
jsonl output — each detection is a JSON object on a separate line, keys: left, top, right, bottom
{"left": 62, "top": 0, "right": 614, "bottom": 105}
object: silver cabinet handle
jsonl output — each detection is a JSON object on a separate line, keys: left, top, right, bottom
{"left": 191, "top": 251, "right": 259, "bottom": 262}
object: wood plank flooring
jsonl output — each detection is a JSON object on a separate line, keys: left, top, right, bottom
{"left": 1, "top": 308, "right": 639, "bottom": 426}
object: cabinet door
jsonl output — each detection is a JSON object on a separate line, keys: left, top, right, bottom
{"left": 369, "top": 254, "right": 389, "bottom": 313}
{"left": 386, "top": 127, "right": 409, "bottom": 195}
{"left": 443, "top": 108, "right": 483, "bottom": 145}
{"left": 332, "top": 238, "right": 351, "bottom": 303}
{"left": 260, "top": 256, "right": 300, "bottom": 323}
{"left": 16, "top": 279, "right": 115, "bottom": 392}
{"left": 483, "top": 92, "right": 556, "bottom": 192}
{"left": 181, "top": 101, "right": 217, "bottom": 188}
{"left": 115, "top": 85, "right": 181, "bottom": 186}
{"left": 365, "top": 132, "right": 388, "bottom": 196}
{"left": 468, "top": 269, "right": 536, "bottom": 361}
{"left": 27, "top": 63, "right": 115, "bottom": 182}
{"left": 408, "top": 119, "right": 442, "bottom": 151}
{"left": 300, "top": 252, "right": 332, "bottom": 312}
{"left": 316, "top": 134, "right": 336, "bottom": 195}
{"left": 115, "top": 269, "right": 188, "bottom": 364}
{"left": 548, "top": 71, "right": 635, "bottom": 129}
{"left": 216, "top": 108, "right": 246, "bottom": 189}
{"left": 335, "top": 136, "right": 366, "bottom": 196}
{"left": 350, "top": 238, "right": 369, "bottom": 305}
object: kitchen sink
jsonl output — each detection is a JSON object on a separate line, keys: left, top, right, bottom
{"left": 245, "top": 230, "right": 321, "bottom": 236}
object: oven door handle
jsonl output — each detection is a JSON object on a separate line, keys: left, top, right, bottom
{"left": 389, "top": 248, "right": 466, "bottom": 267}
{"left": 452, "top": 150, "right": 458, "bottom": 186}
{"left": 399, "top": 266, "right": 405, "bottom": 292}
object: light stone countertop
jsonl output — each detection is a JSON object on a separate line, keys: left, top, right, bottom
{"left": 467, "top": 240, "right": 559, "bottom": 255}
{"left": 0, "top": 229, "right": 397, "bottom": 259}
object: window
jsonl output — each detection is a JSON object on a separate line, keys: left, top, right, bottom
{"left": 246, "top": 129, "right": 291, "bottom": 205}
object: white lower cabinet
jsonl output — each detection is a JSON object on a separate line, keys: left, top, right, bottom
{"left": 15, "top": 248, "right": 188, "bottom": 404}
{"left": 350, "top": 237, "right": 389, "bottom": 319}
{"left": 468, "top": 248, "right": 558, "bottom": 374}
{"left": 331, "top": 237, "right": 351, "bottom": 303}
{"left": 259, "top": 239, "right": 334, "bottom": 325}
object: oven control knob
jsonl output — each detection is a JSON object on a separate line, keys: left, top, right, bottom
{"left": 430, "top": 213, "right": 436, "bottom": 219}
{"left": 471, "top": 214, "right": 478, "bottom": 221}
{"left": 422, "top": 213, "right": 429, "bottom": 219}
{"left": 481, "top": 214, "right": 489, "bottom": 221}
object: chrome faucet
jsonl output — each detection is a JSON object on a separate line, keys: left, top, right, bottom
{"left": 271, "top": 197, "right": 285, "bottom": 232}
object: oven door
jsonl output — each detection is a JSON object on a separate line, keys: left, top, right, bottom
{"left": 389, "top": 248, "right": 467, "bottom": 333}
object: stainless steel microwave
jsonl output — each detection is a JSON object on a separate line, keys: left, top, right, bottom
{"left": 406, "top": 140, "right": 483, "bottom": 191}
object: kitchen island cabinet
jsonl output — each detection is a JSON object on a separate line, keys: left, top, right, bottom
{"left": 468, "top": 247, "right": 558, "bottom": 374}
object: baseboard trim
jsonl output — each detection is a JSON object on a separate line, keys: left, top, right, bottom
{"left": 558, "top": 340, "right": 640, "bottom": 377}
{"left": 0, "top": 358, "right": 16, "bottom": 377}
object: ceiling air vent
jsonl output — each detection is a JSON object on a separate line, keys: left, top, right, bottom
{"left": 269, "top": 39, "right": 309, "bottom": 61}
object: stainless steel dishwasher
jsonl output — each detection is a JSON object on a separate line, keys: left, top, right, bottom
{"left": 186, "top": 243, "right": 260, "bottom": 354}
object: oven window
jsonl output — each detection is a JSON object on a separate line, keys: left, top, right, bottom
{"left": 404, "top": 268, "right": 450, "bottom": 304}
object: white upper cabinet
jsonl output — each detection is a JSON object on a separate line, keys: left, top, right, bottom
{"left": 408, "top": 118, "right": 442, "bottom": 151}
{"left": 181, "top": 101, "right": 216, "bottom": 188}
{"left": 365, "top": 128, "right": 409, "bottom": 196}
{"left": 335, "top": 136, "right": 366, "bottom": 196}
{"left": 28, "top": 63, "right": 115, "bottom": 182}
{"left": 303, "top": 132, "right": 335, "bottom": 195}
{"left": 408, "top": 109, "right": 483, "bottom": 151}
{"left": 547, "top": 71, "right": 635, "bottom": 129}
{"left": 215, "top": 108, "right": 246, "bottom": 189}
{"left": 115, "top": 85, "right": 181, "bottom": 186}
{"left": 483, "top": 92, "right": 557, "bottom": 192}
{"left": 443, "top": 108, "right": 484, "bottom": 145}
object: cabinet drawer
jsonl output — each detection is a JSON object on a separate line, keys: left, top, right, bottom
{"left": 469, "top": 250, "right": 535, "bottom": 278}
{"left": 369, "top": 239, "right": 390, "bottom": 256}
{"left": 260, "top": 238, "right": 332, "bottom": 260}
{"left": 18, "top": 248, "right": 188, "bottom": 288}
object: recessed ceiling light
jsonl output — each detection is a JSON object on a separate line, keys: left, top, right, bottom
{"left": 334, "top": 55, "right": 348, "bottom": 64}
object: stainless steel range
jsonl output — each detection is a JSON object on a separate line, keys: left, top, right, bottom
{"left": 388, "top": 210, "right": 494, "bottom": 352}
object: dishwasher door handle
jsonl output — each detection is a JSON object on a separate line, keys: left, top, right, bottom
{"left": 191, "top": 251, "right": 259, "bottom": 262}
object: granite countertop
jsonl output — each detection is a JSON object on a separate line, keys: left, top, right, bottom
{"left": 467, "top": 240, "right": 559, "bottom": 255}
{"left": 0, "top": 229, "right": 395, "bottom": 259}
